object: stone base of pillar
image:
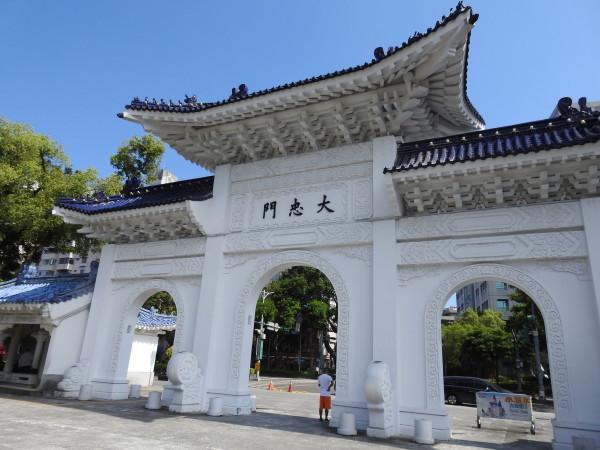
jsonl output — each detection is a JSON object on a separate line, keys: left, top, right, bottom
{"left": 552, "top": 419, "right": 600, "bottom": 450}
{"left": 396, "top": 407, "right": 450, "bottom": 441}
{"left": 168, "top": 382, "right": 204, "bottom": 414}
{"left": 367, "top": 424, "right": 394, "bottom": 438}
{"left": 161, "top": 384, "right": 175, "bottom": 407}
{"left": 207, "top": 390, "right": 252, "bottom": 415}
{"left": 330, "top": 399, "right": 369, "bottom": 430}
{"left": 90, "top": 379, "right": 130, "bottom": 400}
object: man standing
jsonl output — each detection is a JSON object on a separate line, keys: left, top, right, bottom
{"left": 317, "top": 369, "right": 333, "bottom": 422}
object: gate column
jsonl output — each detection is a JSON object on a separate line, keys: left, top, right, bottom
{"left": 371, "top": 136, "right": 400, "bottom": 435}
{"left": 582, "top": 197, "right": 600, "bottom": 336}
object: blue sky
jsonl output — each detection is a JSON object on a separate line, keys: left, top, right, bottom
{"left": 2, "top": 0, "right": 599, "bottom": 185}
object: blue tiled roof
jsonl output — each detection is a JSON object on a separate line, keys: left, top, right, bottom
{"left": 0, "top": 275, "right": 95, "bottom": 305}
{"left": 384, "top": 107, "right": 600, "bottom": 174}
{"left": 121, "top": 3, "right": 483, "bottom": 126}
{"left": 56, "top": 176, "right": 214, "bottom": 215}
{"left": 136, "top": 308, "right": 177, "bottom": 331}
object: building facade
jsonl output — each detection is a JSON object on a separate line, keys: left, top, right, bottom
{"left": 37, "top": 247, "right": 100, "bottom": 277}
{"left": 47, "top": 5, "right": 600, "bottom": 449}
{"left": 456, "top": 280, "right": 517, "bottom": 318}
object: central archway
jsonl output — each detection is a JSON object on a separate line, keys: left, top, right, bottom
{"left": 229, "top": 250, "right": 350, "bottom": 396}
{"left": 424, "top": 263, "right": 571, "bottom": 418}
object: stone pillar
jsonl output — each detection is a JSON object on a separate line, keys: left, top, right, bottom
{"left": 371, "top": 136, "right": 399, "bottom": 432}
{"left": 31, "top": 330, "right": 48, "bottom": 370}
{"left": 3, "top": 326, "right": 23, "bottom": 375}
{"left": 581, "top": 197, "right": 600, "bottom": 333}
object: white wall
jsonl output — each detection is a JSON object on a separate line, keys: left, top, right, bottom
{"left": 127, "top": 331, "right": 159, "bottom": 387}
{"left": 43, "top": 300, "right": 88, "bottom": 377}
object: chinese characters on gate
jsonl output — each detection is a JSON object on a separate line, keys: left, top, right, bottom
{"left": 263, "top": 194, "right": 334, "bottom": 220}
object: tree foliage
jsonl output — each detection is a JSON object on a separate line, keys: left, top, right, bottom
{"left": 143, "top": 291, "right": 177, "bottom": 315}
{"left": 109, "top": 135, "right": 165, "bottom": 186}
{"left": 0, "top": 119, "right": 102, "bottom": 279}
{"left": 442, "top": 309, "right": 512, "bottom": 380}
{"left": 506, "top": 290, "right": 546, "bottom": 368}
{"left": 256, "top": 267, "right": 337, "bottom": 364}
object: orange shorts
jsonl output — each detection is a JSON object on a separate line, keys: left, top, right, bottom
{"left": 319, "top": 396, "right": 332, "bottom": 410}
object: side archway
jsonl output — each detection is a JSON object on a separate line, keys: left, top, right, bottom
{"left": 424, "top": 264, "right": 571, "bottom": 415}
{"left": 229, "top": 250, "right": 350, "bottom": 393}
{"left": 110, "top": 278, "right": 187, "bottom": 379}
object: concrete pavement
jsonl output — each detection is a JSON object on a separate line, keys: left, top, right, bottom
{"left": 0, "top": 387, "right": 554, "bottom": 449}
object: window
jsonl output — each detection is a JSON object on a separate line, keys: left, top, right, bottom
{"left": 482, "top": 301, "right": 488, "bottom": 310}
{"left": 82, "top": 256, "right": 88, "bottom": 263}
{"left": 496, "top": 281, "right": 507, "bottom": 289}
{"left": 496, "top": 299, "right": 509, "bottom": 310}
{"left": 68, "top": 258, "right": 74, "bottom": 265}
{"left": 49, "top": 259, "right": 56, "bottom": 265}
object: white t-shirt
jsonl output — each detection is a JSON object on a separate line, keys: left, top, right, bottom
{"left": 318, "top": 373, "right": 333, "bottom": 397}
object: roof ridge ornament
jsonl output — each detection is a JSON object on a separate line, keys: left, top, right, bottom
{"left": 557, "top": 96, "right": 600, "bottom": 119}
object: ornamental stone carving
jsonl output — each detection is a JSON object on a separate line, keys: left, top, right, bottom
{"left": 231, "top": 162, "right": 371, "bottom": 195}
{"left": 224, "top": 222, "right": 372, "bottom": 253}
{"left": 112, "top": 257, "right": 204, "bottom": 279}
{"left": 332, "top": 245, "right": 373, "bottom": 266}
{"left": 397, "top": 265, "right": 437, "bottom": 286}
{"left": 398, "top": 231, "right": 587, "bottom": 266}
{"left": 114, "top": 237, "right": 206, "bottom": 261}
{"left": 424, "top": 264, "right": 571, "bottom": 415}
{"left": 167, "top": 351, "right": 204, "bottom": 413}
{"left": 229, "top": 195, "right": 249, "bottom": 231}
{"left": 353, "top": 179, "right": 373, "bottom": 220}
{"left": 230, "top": 142, "right": 372, "bottom": 183}
{"left": 167, "top": 351, "right": 198, "bottom": 385}
{"left": 396, "top": 202, "right": 582, "bottom": 241}
{"left": 365, "top": 361, "right": 394, "bottom": 438}
{"left": 55, "top": 359, "right": 89, "bottom": 398}
{"left": 230, "top": 250, "right": 350, "bottom": 395}
{"left": 537, "top": 258, "right": 591, "bottom": 281}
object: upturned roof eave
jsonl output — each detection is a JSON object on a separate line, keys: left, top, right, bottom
{"left": 119, "top": 7, "right": 482, "bottom": 131}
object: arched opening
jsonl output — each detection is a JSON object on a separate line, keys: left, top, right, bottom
{"left": 0, "top": 325, "right": 50, "bottom": 387}
{"left": 247, "top": 265, "right": 338, "bottom": 417}
{"left": 124, "top": 290, "right": 177, "bottom": 389}
{"left": 439, "top": 274, "right": 555, "bottom": 436}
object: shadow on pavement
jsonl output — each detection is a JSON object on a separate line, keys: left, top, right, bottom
{"left": 0, "top": 393, "right": 551, "bottom": 449}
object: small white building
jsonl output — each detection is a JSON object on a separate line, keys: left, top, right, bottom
{"left": 127, "top": 307, "right": 176, "bottom": 387}
{"left": 0, "top": 266, "right": 175, "bottom": 391}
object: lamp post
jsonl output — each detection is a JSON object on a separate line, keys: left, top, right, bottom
{"left": 257, "top": 290, "right": 273, "bottom": 363}
{"left": 295, "top": 312, "right": 303, "bottom": 373}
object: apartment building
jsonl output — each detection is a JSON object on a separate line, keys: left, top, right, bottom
{"left": 456, "top": 280, "right": 517, "bottom": 319}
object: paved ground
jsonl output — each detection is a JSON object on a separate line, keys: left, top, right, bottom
{"left": 0, "top": 384, "right": 554, "bottom": 449}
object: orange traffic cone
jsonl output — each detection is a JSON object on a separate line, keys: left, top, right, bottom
{"left": 288, "top": 381, "right": 293, "bottom": 392}
{"left": 267, "top": 380, "right": 274, "bottom": 391}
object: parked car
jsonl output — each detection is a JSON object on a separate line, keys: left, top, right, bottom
{"left": 444, "top": 376, "right": 511, "bottom": 405}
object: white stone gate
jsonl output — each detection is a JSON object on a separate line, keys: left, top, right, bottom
{"left": 53, "top": 5, "right": 600, "bottom": 449}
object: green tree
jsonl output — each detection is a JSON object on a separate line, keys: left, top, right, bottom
{"left": 143, "top": 291, "right": 177, "bottom": 315}
{"left": 506, "top": 290, "right": 547, "bottom": 383}
{"left": 442, "top": 308, "right": 512, "bottom": 381}
{"left": 110, "top": 135, "right": 165, "bottom": 187}
{"left": 0, "top": 119, "right": 100, "bottom": 279}
{"left": 258, "top": 267, "right": 337, "bottom": 368}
